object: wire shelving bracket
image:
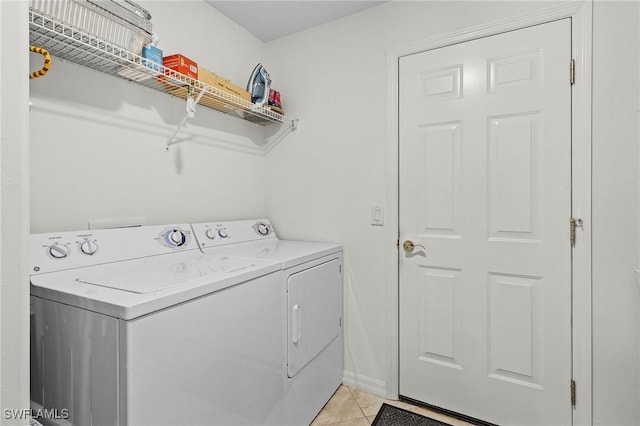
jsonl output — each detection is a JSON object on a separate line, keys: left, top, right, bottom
{"left": 28, "top": 9, "right": 299, "bottom": 151}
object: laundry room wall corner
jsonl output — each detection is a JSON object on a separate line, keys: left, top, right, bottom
{"left": 0, "top": 0, "right": 30, "bottom": 420}
{"left": 592, "top": 1, "right": 640, "bottom": 424}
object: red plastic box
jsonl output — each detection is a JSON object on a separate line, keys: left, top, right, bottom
{"left": 163, "top": 54, "right": 198, "bottom": 80}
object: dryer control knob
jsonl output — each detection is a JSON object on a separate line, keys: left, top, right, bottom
{"left": 205, "top": 229, "right": 216, "bottom": 240}
{"left": 256, "top": 222, "right": 270, "bottom": 236}
{"left": 80, "top": 240, "right": 98, "bottom": 255}
{"left": 217, "top": 229, "right": 228, "bottom": 239}
{"left": 167, "top": 229, "right": 187, "bottom": 247}
{"left": 48, "top": 244, "right": 69, "bottom": 259}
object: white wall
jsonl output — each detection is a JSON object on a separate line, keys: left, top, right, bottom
{"left": 265, "top": 1, "right": 640, "bottom": 424}
{"left": 16, "top": 0, "right": 640, "bottom": 424}
{"left": 29, "top": 0, "right": 269, "bottom": 233}
{"left": 592, "top": 2, "right": 640, "bottom": 424}
{"left": 0, "top": 0, "right": 30, "bottom": 424}
{"left": 265, "top": 0, "right": 568, "bottom": 395}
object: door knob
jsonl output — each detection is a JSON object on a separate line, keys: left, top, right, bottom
{"left": 403, "top": 240, "right": 425, "bottom": 252}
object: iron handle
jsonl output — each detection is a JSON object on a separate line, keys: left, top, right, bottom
{"left": 403, "top": 240, "right": 425, "bottom": 252}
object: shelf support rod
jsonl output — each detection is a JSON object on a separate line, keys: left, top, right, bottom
{"left": 166, "top": 85, "right": 206, "bottom": 151}
{"left": 264, "top": 119, "right": 299, "bottom": 153}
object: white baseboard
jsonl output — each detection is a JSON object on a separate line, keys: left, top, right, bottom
{"left": 342, "top": 370, "right": 390, "bottom": 399}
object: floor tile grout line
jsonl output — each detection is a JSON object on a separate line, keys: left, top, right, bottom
{"left": 321, "top": 385, "right": 473, "bottom": 426}
{"left": 316, "top": 385, "right": 371, "bottom": 426}
{"left": 346, "top": 385, "right": 371, "bottom": 423}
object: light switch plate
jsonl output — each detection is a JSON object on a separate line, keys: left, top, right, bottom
{"left": 371, "top": 206, "right": 384, "bottom": 226}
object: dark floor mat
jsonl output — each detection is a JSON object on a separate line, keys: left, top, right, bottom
{"left": 371, "top": 403, "right": 452, "bottom": 426}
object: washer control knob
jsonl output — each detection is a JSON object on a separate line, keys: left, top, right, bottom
{"left": 256, "top": 222, "right": 270, "bottom": 236}
{"left": 205, "top": 229, "right": 216, "bottom": 240}
{"left": 48, "top": 244, "right": 69, "bottom": 259}
{"left": 167, "top": 229, "right": 187, "bottom": 247}
{"left": 80, "top": 240, "right": 98, "bottom": 255}
{"left": 217, "top": 229, "right": 228, "bottom": 239}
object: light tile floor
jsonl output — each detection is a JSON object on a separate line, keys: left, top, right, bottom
{"left": 310, "top": 385, "right": 477, "bottom": 426}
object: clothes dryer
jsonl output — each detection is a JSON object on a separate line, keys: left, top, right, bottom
{"left": 30, "top": 224, "right": 285, "bottom": 426}
{"left": 191, "top": 219, "right": 343, "bottom": 426}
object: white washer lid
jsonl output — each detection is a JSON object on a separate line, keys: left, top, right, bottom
{"left": 31, "top": 252, "right": 281, "bottom": 320}
{"left": 75, "top": 254, "right": 260, "bottom": 294}
{"left": 75, "top": 254, "right": 201, "bottom": 293}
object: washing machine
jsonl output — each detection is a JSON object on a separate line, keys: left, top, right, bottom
{"left": 29, "top": 224, "right": 286, "bottom": 426}
{"left": 191, "top": 219, "right": 343, "bottom": 426}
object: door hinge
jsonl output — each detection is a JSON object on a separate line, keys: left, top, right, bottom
{"left": 570, "top": 218, "right": 576, "bottom": 246}
{"left": 571, "top": 380, "right": 576, "bottom": 406}
{"left": 570, "top": 217, "right": 583, "bottom": 247}
{"left": 570, "top": 59, "right": 576, "bottom": 85}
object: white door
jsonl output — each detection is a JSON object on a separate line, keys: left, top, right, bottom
{"left": 399, "top": 20, "right": 572, "bottom": 426}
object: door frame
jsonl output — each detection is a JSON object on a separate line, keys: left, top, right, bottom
{"left": 385, "top": 2, "right": 593, "bottom": 425}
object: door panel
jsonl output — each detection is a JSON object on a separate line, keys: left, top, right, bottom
{"left": 287, "top": 259, "right": 342, "bottom": 378}
{"left": 399, "top": 19, "right": 572, "bottom": 426}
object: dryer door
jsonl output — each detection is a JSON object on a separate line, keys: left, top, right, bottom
{"left": 287, "top": 258, "right": 342, "bottom": 378}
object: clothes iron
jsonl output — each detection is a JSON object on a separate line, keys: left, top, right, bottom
{"left": 247, "top": 63, "right": 271, "bottom": 106}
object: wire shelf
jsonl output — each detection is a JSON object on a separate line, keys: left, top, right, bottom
{"left": 28, "top": 9, "right": 297, "bottom": 128}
